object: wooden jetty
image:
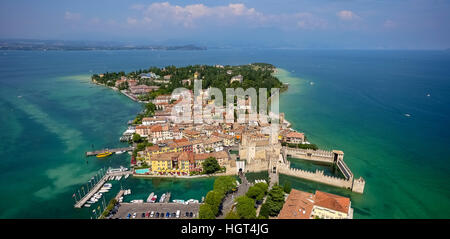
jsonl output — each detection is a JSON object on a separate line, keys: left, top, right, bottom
{"left": 85, "top": 147, "right": 133, "bottom": 157}
{"left": 74, "top": 170, "right": 132, "bottom": 208}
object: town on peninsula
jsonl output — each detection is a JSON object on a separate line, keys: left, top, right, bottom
{"left": 77, "top": 63, "right": 365, "bottom": 219}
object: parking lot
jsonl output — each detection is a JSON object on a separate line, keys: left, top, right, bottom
{"left": 110, "top": 202, "right": 200, "bottom": 219}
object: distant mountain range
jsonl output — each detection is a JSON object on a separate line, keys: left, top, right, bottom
{"left": 0, "top": 39, "right": 207, "bottom": 51}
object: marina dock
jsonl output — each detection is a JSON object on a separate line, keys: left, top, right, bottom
{"left": 85, "top": 147, "right": 133, "bottom": 157}
{"left": 74, "top": 170, "right": 132, "bottom": 208}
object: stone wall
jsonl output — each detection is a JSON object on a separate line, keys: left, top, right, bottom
{"left": 245, "top": 159, "right": 269, "bottom": 173}
{"left": 277, "top": 162, "right": 364, "bottom": 194}
{"left": 278, "top": 162, "right": 353, "bottom": 188}
{"left": 284, "top": 147, "right": 334, "bottom": 164}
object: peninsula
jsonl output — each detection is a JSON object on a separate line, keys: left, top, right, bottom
{"left": 84, "top": 63, "right": 365, "bottom": 219}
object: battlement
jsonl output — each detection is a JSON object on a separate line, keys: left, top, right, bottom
{"left": 277, "top": 162, "right": 364, "bottom": 193}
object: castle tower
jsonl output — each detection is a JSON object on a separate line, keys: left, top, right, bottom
{"left": 332, "top": 150, "right": 344, "bottom": 163}
{"left": 352, "top": 177, "right": 365, "bottom": 194}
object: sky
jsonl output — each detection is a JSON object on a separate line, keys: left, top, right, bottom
{"left": 0, "top": 0, "right": 449, "bottom": 49}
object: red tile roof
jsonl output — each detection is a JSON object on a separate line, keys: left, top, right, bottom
{"left": 314, "top": 190, "right": 350, "bottom": 214}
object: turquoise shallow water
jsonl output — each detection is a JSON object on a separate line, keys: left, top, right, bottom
{"left": 0, "top": 49, "right": 449, "bottom": 218}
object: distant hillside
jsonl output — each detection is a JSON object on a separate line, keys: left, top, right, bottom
{"left": 0, "top": 39, "right": 207, "bottom": 51}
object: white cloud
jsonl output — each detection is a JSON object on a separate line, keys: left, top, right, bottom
{"left": 123, "top": 2, "right": 333, "bottom": 31}
{"left": 64, "top": 11, "right": 81, "bottom": 21}
{"left": 131, "top": 2, "right": 265, "bottom": 28}
{"left": 337, "top": 10, "right": 359, "bottom": 21}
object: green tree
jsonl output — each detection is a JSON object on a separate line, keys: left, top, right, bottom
{"left": 132, "top": 133, "right": 141, "bottom": 143}
{"left": 259, "top": 185, "right": 286, "bottom": 217}
{"left": 202, "top": 157, "right": 220, "bottom": 174}
{"left": 259, "top": 203, "right": 270, "bottom": 219}
{"left": 224, "top": 211, "right": 240, "bottom": 219}
{"left": 246, "top": 186, "right": 264, "bottom": 202}
{"left": 283, "top": 182, "right": 292, "bottom": 193}
{"left": 144, "top": 102, "right": 156, "bottom": 116}
{"left": 205, "top": 190, "right": 224, "bottom": 215}
{"left": 213, "top": 176, "right": 237, "bottom": 194}
{"left": 235, "top": 196, "right": 256, "bottom": 219}
{"left": 268, "top": 185, "right": 285, "bottom": 202}
{"left": 198, "top": 204, "right": 216, "bottom": 219}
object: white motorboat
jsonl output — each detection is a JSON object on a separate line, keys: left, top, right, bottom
{"left": 130, "top": 200, "right": 143, "bottom": 203}
{"left": 150, "top": 195, "right": 157, "bottom": 203}
{"left": 146, "top": 192, "right": 154, "bottom": 203}
{"left": 159, "top": 193, "right": 166, "bottom": 203}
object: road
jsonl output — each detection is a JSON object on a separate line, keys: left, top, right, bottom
{"left": 217, "top": 172, "right": 249, "bottom": 218}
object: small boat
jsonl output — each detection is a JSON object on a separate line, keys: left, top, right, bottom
{"left": 104, "top": 183, "right": 112, "bottom": 187}
{"left": 150, "top": 195, "right": 157, "bottom": 203}
{"left": 404, "top": 113, "right": 411, "bottom": 117}
{"left": 130, "top": 200, "right": 143, "bottom": 203}
{"left": 173, "top": 199, "right": 185, "bottom": 204}
{"left": 84, "top": 204, "right": 91, "bottom": 208}
{"left": 124, "top": 174, "right": 129, "bottom": 179}
{"left": 115, "top": 151, "right": 124, "bottom": 154}
{"left": 96, "top": 152, "right": 112, "bottom": 158}
{"left": 117, "top": 176, "right": 122, "bottom": 180}
{"left": 99, "top": 189, "right": 109, "bottom": 193}
{"left": 159, "top": 193, "right": 166, "bottom": 203}
{"left": 146, "top": 192, "right": 155, "bottom": 203}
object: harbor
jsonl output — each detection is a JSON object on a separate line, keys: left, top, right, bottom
{"left": 73, "top": 167, "right": 131, "bottom": 208}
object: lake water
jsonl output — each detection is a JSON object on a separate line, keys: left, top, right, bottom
{"left": 0, "top": 49, "right": 449, "bottom": 218}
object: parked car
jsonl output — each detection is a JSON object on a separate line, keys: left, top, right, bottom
{"left": 155, "top": 212, "right": 160, "bottom": 218}
{"left": 150, "top": 211, "right": 154, "bottom": 218}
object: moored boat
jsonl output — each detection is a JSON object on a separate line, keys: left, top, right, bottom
{"left": 96, "top": 151, "right": 112, "bottom": 158}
